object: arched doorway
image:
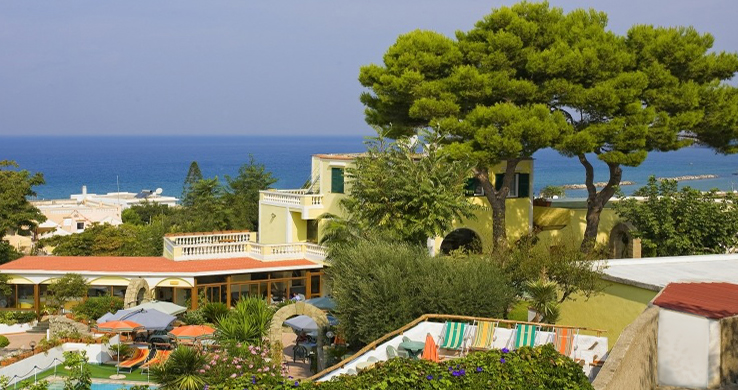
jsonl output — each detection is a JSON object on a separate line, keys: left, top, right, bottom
{"left": 124, "top": 278, "right": 151, "bottom": 308}
{"left": 270, "top": 302, "right": 329, "bottom": 373}
{"left": 609, "top": 222, "right": 642, "bottom": 259}
{"left": 440, "top": 228, "right": 482, "bottom": 255}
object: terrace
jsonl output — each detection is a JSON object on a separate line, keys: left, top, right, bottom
{"left": 163, "top": 231, "right": 327, "bottom": 262}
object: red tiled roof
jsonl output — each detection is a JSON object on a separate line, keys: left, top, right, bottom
{"left": 652, "top": 282, "right": 738, "bottom": 319}
{"left": 0, "top": 256, "right": 319, "bottom": 275}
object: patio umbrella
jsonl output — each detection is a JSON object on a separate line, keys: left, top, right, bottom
{"left": 169, "top": 325, "right": 216, "bottom": 342}
{"left": 128, "top": 300, "right": 187, "bottom": 316}
{"left": 304, "top": 296, "right": 336, "bottom": 311}
{"left": 283, "top": 315, "right": 319, "bottom": 333}
{"left": 422, "top": 333, "right": 439, "bottom": 362}
{"left": 98, "top": 308, "right": 176, "bottom": 331}
{"left": 96, "top": 320, "right": 144, "bottom": 375}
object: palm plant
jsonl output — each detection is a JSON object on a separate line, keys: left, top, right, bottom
{"left": 215, "top": 297, "right": 273, "bottom": 346}
{"left": 525, "top": 279, "right": 561, "bottom": 324}
{"left": 149, "top": 346, "right": 207, "bottom": 390}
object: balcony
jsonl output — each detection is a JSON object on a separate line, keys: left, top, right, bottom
{"left": 163, "top": 231, "right": 326, "bottom": 262}
{"left": 259, "top": 190, "right": 324, "bottom": 218}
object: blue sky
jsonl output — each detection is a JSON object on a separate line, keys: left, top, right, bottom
{"left": 1, "top": 0, "right": 736, "bottom": 136}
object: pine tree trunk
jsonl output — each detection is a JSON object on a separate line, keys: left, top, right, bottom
{"left": 579, "top": 154, "right": 622, "bottom": 253}
{"left": 476, "top": 159, "right": 520, "bottom": 251}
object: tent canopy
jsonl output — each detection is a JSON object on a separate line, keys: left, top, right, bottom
{"left": 304, "top": 296, "right": 336, "bottom": 311}
{"left": 128, "top": 300, "right": 187, "bottom": 316}
{"left": 283, "top": 315, "right": 319, "bottom": 333}
{"left": 97, "top": 308, "right": 176, "bottom": 331}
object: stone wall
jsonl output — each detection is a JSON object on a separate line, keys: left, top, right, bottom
{"left": 721, "top": 315, "right": 738, "bottom": 387}
{"left": 48, "top": 315, "right": 92, "bottom": 338}
{"left": 593, "top": 306, "right": 659, "bottom": 390}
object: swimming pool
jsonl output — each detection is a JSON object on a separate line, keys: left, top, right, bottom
{"left": 48, "top": 381, "right": 155, "bottom": 390}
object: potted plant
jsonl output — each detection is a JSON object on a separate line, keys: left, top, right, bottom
{"left": 534, "top": 185, "right": 565, "bottom": 206}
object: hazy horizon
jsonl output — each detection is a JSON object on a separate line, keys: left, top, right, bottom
{"left": 2, "top": 0, "right": 737, "bottom": 136}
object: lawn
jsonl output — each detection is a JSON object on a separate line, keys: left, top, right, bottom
{"left": 21, "top": 363, "right": 153, "bottom": 384}
{"left": 509, "top": 299, "right": 531, "bottom": 322}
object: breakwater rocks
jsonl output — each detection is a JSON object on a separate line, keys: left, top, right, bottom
{"left": 562, "top": 174, "right": 717, "bottom": 189}
{"left": 563, "top": 181, "right": 635, "bottom": 190}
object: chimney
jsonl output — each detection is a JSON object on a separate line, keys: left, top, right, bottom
{"left": 82, "top": 185, "right": 87, "bottom": 196}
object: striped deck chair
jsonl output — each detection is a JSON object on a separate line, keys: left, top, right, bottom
{"left": 437, "top": 322, "right": 468, "bottom": 358}
{"left": 468, "top": 321, "right": 497, "bottom": 352}
{"left": 514, "top": 324, "right": 537, "bottom": 349}
{"left": 141, "top": 349, "right": 172, "bottom": 371}
{"left": 553, "top": 328, "right": 577, "bottom": 357}
{"left": 118, "top": 347, "right": 149, "bottom": 372}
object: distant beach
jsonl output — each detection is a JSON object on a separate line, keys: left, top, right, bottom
{"left": 1, "top": 136, "right": 737, "bottom": 200}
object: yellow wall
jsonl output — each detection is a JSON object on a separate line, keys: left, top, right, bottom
{"left": 88, "top": 276, "right": 130, "bottom": 286}
{"left": 260, "top": 204, "right": 288, "bottom": 244}
{"left": 558, "top": 281, "right": 658, "bottom": 346}
{"left": 291, "top": 211, "right": 306, "bottom": 242}
{"left": 537, "top": 207, "right": 620, "bottom": 246}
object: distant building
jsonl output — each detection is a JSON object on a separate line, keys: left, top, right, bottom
{"left": 69, "top": 185, "right": 178, "bottom": 209}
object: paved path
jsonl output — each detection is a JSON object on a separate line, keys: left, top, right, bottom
{"left": 281, "top": 332, "right": 312, "bottom": 379}
{"left": 4, "top": 332, "right": 45, "bottom": 350}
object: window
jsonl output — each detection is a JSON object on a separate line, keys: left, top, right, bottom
{"left": 494, "top": 173, "right": 530, "bottom": 198}
{"left": 331, "top": 168, "right": 345, "bottom": 193}
{"left": 76, "top": 222, "right": 85, "bottom": 230}
{"left": 464, "top": 178, "right": 485, "bottom": 197}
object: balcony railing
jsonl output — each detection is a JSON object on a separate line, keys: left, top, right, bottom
{"left": 260, "top": 190, "right": 324, "bottom": 208}
{"left": 163, "top": 232, "right": 326, "bottom": 262}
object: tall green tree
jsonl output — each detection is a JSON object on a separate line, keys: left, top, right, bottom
{"left": 614, "top": 177, "right": 738, "bottom": 257}
{"left": 180, "top": 178, "right": 231, "bottom": 232}
{"left": 181, "top": 161, "right": 203, "bottom": 207}
{"left": 46, "top": 273, "right": 89, "bottom": 314}
{"left": 224, "top": 156, "right": 277, "bottom": 231}
{"left": 0, "top": 160, "right": 45, "bottom": 263}
{"left": 359, "top": 2, "right": 738, "bottom": 251}
{"left": 324, "top": 132, "right": 476, "bottom": 246}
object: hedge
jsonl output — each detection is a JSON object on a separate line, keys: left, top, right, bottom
{"left": 0, "top": 311, "right": 37, "bottom": 325}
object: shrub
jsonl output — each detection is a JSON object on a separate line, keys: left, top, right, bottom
{"left": 181, "top": 310, "right": 205, "bottom": 325}
{"left": 328, "top": 240, "right": 516, "bottom": 346}
{"left": 215, "top": 298, "right": 273, "bottom": 346}
{"left": 298, "top": 345, "right": 593, "bottom": 390}
{"left": 0, "top": 335, "right": 9, "bottom": 348}
{"left": 0, "top": 311, "right": 37, "bottom": 325}
{"left": 72, "top": 295, "right": 124, "bottom": 321}
{"left": 201, "top": 302, "right": 229, "bottom": 324}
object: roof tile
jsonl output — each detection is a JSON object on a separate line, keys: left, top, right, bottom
{"left": 652, "top": 282, "right": 738, "bottom": 319}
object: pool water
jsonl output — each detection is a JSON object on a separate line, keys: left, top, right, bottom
{"left": 48, "top": 382, "right": 155, "bottom": 390}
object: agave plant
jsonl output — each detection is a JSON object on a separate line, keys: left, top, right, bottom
{"left": 150, "top": 346, "right": 207, "bottom": 390}
{"left": 525, "top": 279, "right": 561, "bottom": 324}
{"left": 215, "top": 297, "right": 273, "bottom": 346}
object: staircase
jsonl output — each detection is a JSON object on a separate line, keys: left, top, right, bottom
{"left": 27, "top": 320, "right": 49, "bottom": 334}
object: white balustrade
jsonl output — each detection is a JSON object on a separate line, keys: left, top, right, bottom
{"left": 260, "top": 190, "right": 323, "bottom": 208}
{"left": 163, "top": 233, "right": 326, "bottom": 262}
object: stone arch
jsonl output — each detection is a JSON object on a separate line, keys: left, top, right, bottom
{"left": 270, "top": 302, "right": 329, "bottom": 370}
{"left": 609, "top": 222, "right": 642, "bottom": 259}
{"left": 124, "top": 278, "right": 152, "bottom": 308}
{"left": 440, "top": 228, "right": 483, "bottom": 255}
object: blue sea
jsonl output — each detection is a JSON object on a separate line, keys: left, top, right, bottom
{"left": 1, "top": 136, "right": 738, "bottom": 200}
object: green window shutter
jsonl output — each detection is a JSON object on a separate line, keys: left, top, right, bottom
{"left": 494, "top": 174, "right": 504, "bottom": 191}
{"left": 331, "top": 168, "right": 345, "bottom": 194}
{"left": 464, "top": 178, "right": 477, "bottom": 196}
{"left": 518, "top": 173, "right": 530, "bottom": 198}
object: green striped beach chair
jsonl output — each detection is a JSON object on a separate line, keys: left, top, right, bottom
{"left": 514, "top": 324, "right": 538, "bottom": 349}
{"left": 437, "top": 321, "right": 469, "bottom": 358}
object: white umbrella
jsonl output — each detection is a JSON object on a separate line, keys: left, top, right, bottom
{"left": 128, "top": 300, "right": 187, "bottom": 316}
{"left": 283, "top": 315, "right": 319, "bottom": 333}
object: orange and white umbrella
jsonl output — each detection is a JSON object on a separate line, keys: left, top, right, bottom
{"left": 169, "top": 325, "right": 216, "bottom": 341}
{"left": 96, "top": 320, "right": 144, "bottom": 333}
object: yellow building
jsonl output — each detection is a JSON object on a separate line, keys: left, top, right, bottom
{"left": 258, "top": 153, "right": 625, "bottom": 255}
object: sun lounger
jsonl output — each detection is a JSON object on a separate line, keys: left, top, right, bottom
{"left": 140, "top": 349, "right": 172, "bottom": 371}
{"left": 468, "top": 320, "right": 497, "bottom": 352}
{"left": 514, "top": 324, "right": 537, "bottom": 349}
{"left": 553, "top": 327, "right": 577, "bottom": 357}
{"left": 117, "top": 347, "right": 149, "bottom": 372}
{"left": 437, "top": 321, "right": 469, "bottom": 359}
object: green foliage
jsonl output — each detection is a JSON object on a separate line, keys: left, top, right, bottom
{"left": 46, "top": 273, "right": 89, "bottom": 314}
{"left": 299, "top": 345, "right": 592, "bottom": 390}
{"left": 0, "top": 160, "right": 45, "bottom": 263}
{"left": 150, "top": 346, "right": 207, "bottom": 390}
{"left": 0, "top": 311, "right": 37, "bottom": 325}
{"left": 122, "top": 202, "right": 174, "bottom": 225}
{"left": 0, "top": 335, "right": 9, "bottom": 348}
{"left": 26, "top": 380, "right": 49, "bottom": 390}
{"left": 63, "top": 351, "right": 91, "bottom": 390}
{"left": 45, "top": 223, "right": 164, "bottom": 257}
{"left": 497, "top": 237, "right": 606, "bottom": 304}
{"left": 328, "top": 239, "right": 515, "bottom": 346}
{"left": 614, "top": 176, "right": 738, "bottom": 257}
{"left": 224, "top": 155, "right": 278, "bottom": 231}
{"left": 525, "top": 279, "right": 560, "bottom": 324}
{"left": 182, "top": 161, "right": 204, "bottom": 207}
{"left": 539, "top": 185, "right": 565, "bottom": 199}
{"left": 215, "top": 297, "right": 273, "bottom": 346}
{"left": 201, "top": 302, "right": 229, "bottom": 324}
{"left": 72, "top": 295, "right": 124, "bottom": 321}
{"left": 178, "top": 178, "right": 232, "bottom": 232}
{"left": 324, "top": 131, "right": 476, "bottom": 246}
{"left": 181, "top": 310, "right": 206, "bottom": 325}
